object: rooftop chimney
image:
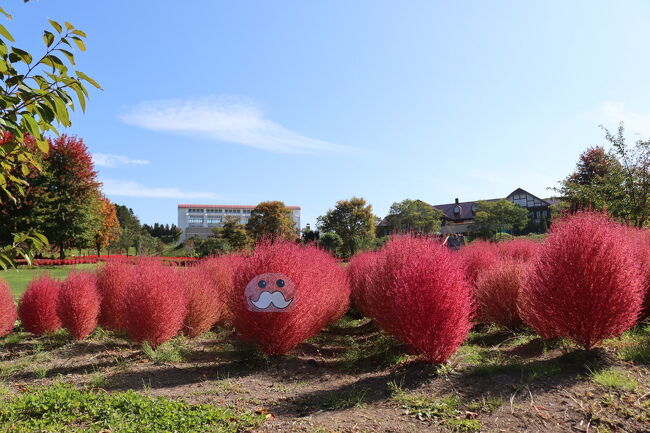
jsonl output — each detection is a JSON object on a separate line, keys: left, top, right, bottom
{"left": 455, "top": 198, "right": 459, "bottom": 204}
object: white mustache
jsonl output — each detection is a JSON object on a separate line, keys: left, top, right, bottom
{"left": 249, "top": 291, "right": 293, "bottom": 309}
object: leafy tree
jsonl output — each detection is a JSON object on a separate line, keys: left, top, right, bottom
{"left": 93, "top": 196, "right": 121, "bottom": 257}
{"left": 381, "top": 199, "right": 442, "bottom": 235}
{"left": 113, "top": 205, "right": 142, "bottom": 255}
{"left": 212, "top": 216, "right": 252, "bottom": 251}
{"left": 0, "top": 7, "right": 99, "bottom": 266}
{"left": 195, "top": 237, "right": 231, "bottom": 258}
{"left": 246, "top": 201, "right": 297, "bottom": 242}
{"left": 142, "top": 223, "right": 182, "bottom": 244}
{"left": 470, "top": 199, "right": 529, "bottom": 240}
{"left": 301, "top": 224, "right": 319, "bottom": 243}
{"left": 318, "top": 232, "right": 343, "bottom": 256}
{"left": 317, "top": 197, "right": 376, "bottom": 257}
{"left": 556, "top": 124, "right": 650, "bottom": 227}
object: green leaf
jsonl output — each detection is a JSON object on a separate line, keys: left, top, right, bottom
{"left": 57, "top": 48, "right": 75, "bottom": 65}
{"left": 53, "top": 97, "right": 70, "bottom": 126}
{"left": 64, "top": 21, "right": 74, "bottom": 31}
{"left": 21, "top": 113, "right": 41, "bottom": 138}
{"left": 75, "top": 71, "right": 101, "bottom": 89}
{"left": 71, "top": 36, "right": 86, "bottom": 51}
{"left": 48, "top": 19, "right": 63, "bottom": 34}
{"left": 11, "top": 47, "right": 32, "bottom": 64}
{"left": 36, "top": 137, "right": 49, "bottom": 153}
{"left": 0, "top": 23, "right": 14, "bottom": 42}
{"left": 71, "top": 29, "right": 87, "bottom": 38}
{"left": 71, "top": 85, "right": 86, "bottom": 112}
{"left": 0, "top": 7, "right": 12, "bottom": 20}
{"left": 42, "top": 30, "right": 55, "bottom": 47}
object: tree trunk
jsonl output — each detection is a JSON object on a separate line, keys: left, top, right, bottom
{"left": 59, "top": 243, "right": 65, "bottom": 259}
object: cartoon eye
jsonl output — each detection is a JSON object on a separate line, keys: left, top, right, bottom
{"left": 258, "top": 280, "right": 267, "bottom": 289}
{"left": 276, "top": 279, "right": 285, "bottom": 288}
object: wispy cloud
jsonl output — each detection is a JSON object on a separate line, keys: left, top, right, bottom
{"left": 599, "top": 101, "right": 650, "bottom": 137}
{"left": 92, "top": 153, "right": 150, "bottom": 168}
{"left": 101, "top": 178, "right": 218, "bottom": 199}
{"left": 119, "top": 96, "right": 347, "bottom": 154}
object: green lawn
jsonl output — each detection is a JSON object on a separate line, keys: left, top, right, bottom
{"left": 0, "top": 264, "right": 97, "bottom": 298}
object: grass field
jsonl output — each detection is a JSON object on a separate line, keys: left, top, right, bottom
{"left": 0, "top": 264, "right": 97, "bottom": 297}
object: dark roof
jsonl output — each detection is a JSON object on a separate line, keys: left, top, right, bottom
{"left": 433, "top": 198, "right": 499, "bottom": 221}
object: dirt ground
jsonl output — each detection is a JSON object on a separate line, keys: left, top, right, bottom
{"left": 0, "top": 318, "right": 648, "bottom": 433}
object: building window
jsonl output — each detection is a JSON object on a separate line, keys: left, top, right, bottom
{"left": 207, "top": 217, "right": 221, "bottom": 224}
{"left": 188, "top": 216, "right": 203, "bottom": 224}
{"left": 453, "top": 205, "right": 461, "bottom": 215}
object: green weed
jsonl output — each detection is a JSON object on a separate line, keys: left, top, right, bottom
{"left": 590, "top": 368, "right": 638, "bottom": 392}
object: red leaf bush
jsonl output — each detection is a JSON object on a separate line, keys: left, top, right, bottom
{"left": 230, "top": 241, "right": 350, "bottom": 355}
{"left": 458, "top": 240, "right": 499, "bottom": 286}
{"left": 123, "top": 263, "right": 188, "bottom": 347}
{"left": 475, "top": 259, "right": 526, "bottom": 328}
{"left": 97, "top": 260, "right": 135, "bottom": 332}
{"left": 365, "top": 235, "right": 473, "bottom": 363}
{"left": 629, "top": 228, "right": 650, "bottom": 319}
{"left": 347, "top": 251, "right": 379, "bottom": 317}
{"left": 0, "top": 278, "right": 17, "bottom": 337}
{"left": 18, "top": 275, "right": 62, "bottom": 335}
{"left": 181, "top": 267, "right": 222, "bottom": 338}
{"left": 57, "top": 272, "right": 101, "bottom": 340}
{"left": 199, "top": 254, "right": 245, "bottom": 326}
{"left": 519, "top": 212, "right": 644, "bottom": 349}
{"left": 497, "top": 239, "right": 540, "bottom": 263}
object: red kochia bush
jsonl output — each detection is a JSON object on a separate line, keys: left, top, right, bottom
{"left": 123, "top": 263, "right": 188, "bottom": 347}
{"left": 519, "top": 212, "right": 644, "bottom": 349}
{"left": 628, "top": 228, "right": 650, "bottom": 319}
{"left": 57, "top": 272, "right": 101, "bottom": 340}
{"left": 347, "top": 251, "right": 379, "bottom": 317}
{"left": 366, "top": 235, "right": 473, "bottom": 363}
{"left": 0, "top": 278, "right": 17, "bottom": 336}
{"left": 181, "top": 267, "right": 222, "bottom": 338}
{"left": 97, "top": 261, "right": 135, "bottom": 332}
{"left": 199, "top": 254, "right": 245, "bottom": 326}
{"left": 18, "top": 275, "right": 62, "bottom": 335}
{"left": 475, "top": 260, "right": 526, "bottom": 328}
{"left": 458, "top": 240, "right": 499, "bottom": 286}
{"left": 230, "top": 241, "right": 350, "bottom": 355}
{"left": 497, "top": 239, "right": 540, "bottom": 263}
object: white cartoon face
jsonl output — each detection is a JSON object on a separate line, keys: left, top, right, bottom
{"left": 245, "top": 273, "right": 296, "bottom": 312}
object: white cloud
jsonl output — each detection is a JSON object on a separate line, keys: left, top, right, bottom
{"left": 599, "top": 101, "right": 650, "bottom": 137}
{"left": 101, "top": 178, "right": 218, "bottom": 199}
{"left": 92, "top": 153, "right": 150, "bottom": 167}
{"left": 119, "top": 96, "right": 347, "bottom": 154}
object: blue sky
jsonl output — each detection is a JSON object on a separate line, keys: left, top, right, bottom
{"left": 9, "top": 1, "right": 650, "bottom": 226}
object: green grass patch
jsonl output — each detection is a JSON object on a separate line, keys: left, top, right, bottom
{"left": 590, "top": 368, "right": 638, "bottom": 392}
{"left": 320, "top": 387, "right": 368, "bottom": 410}
{"left": 0, "top": 382, "right": 264, "bottom": 432}
{"left": 339, "top": 334, "right": 408, "bottom": 370}
{"left": 141, "top": 338, "right": 190, "bottom": 364}
{"left": 612, "top": 324, "right": 650, "bottom": 364}
{"left": 1, "top": 264, "right": 97, "bottom": 297}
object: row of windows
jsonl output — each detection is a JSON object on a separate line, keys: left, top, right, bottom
{"left": 187, "top": 208, "right": 252, "bottom": 214}
{"left": 187, "top": 217, "right": 251, "bottom": 224}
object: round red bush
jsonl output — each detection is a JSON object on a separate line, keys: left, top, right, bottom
{"left": 123, "top": 263, "right": 188, "bottom": 347}
{"left": 497, "top": 239, "right": 540, "bottom": 263}
{"left": 199, "top": 254, "right": 245, "bottom": 326}
{"left": 519, "top": 212, "right": 644, "bottom": 349}
{"left": 230, "top": 241, "right": 350, "bottom": 355}
{"left": 57, "top": 272, "right": 101, "bottom": 340}
{"left": 458, "top": 240, "right": 499, "bottom": 286}
{"left": 181, "top": 266, "right": 222, "bottom": 338}
{"left": 366, "top": 235, "right": 473, "bottom": 363}
{"left": 0, "top": 278, "right": 17, "bottom": 337}
{"left": 18, "top": 275, "right": 62, "bottom": 335}
{"left": 475, "top": 259, "right": 526, "bottom": 328}
{"left": 628, "top": 227, "right": 650, "bottom": 319}
{"left": 97, "top": 260, "right": 135, "bottom": 332}
{"left": 347, "top": 251, "right": 379, "bottom": 317}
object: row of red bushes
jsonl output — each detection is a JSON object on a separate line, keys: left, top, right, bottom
{"left": 1, "top": 211, "right": 649, "bottom": 363}
{"left": 13, "top": 255, "right": 199, "bottom": 267}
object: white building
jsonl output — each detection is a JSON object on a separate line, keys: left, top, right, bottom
{"left": 177, "top": 204, "right": 301, "bottom": 241}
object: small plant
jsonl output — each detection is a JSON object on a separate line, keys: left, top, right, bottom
{"left": 181, "top": 267, "right": 222, "bottom": 338}
{"left": 0, "top": 278, "right": 16, "bottom": 337}
{"left": 389, "top": 381, "right": 460, "bottom": 422}
{"left": 18, "top": 275, "right": 62, "bottom": 335}
{"left": 141, "top": 339, "right": 189, "bottom": 364}
{"left": 32, "top": 366, "right": 48, "bottom": 379}
{"left": 590, "top": 367, "right": 638, "bottom": 392}
{"left": 57, "top": 272, "right": 100, "bottom": 340}
{"left": 320, "top": 387, "right": 368, "bottom": 410}
{"left": 474, "top": 260, "right": 526, "bottom": 328}
{"left": 96, "top": 261, "right": 135, "bottom": 332}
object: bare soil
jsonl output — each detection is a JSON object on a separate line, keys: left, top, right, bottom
{"left": 0, "top": 319, "right": 648, "bottom": 433}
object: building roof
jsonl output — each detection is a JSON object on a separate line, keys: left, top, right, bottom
{"left": 178, "top": 204, "right": 301, "bottom": 210}
{"left": 433, "top": 198, "right": 500, "bottom": 221}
